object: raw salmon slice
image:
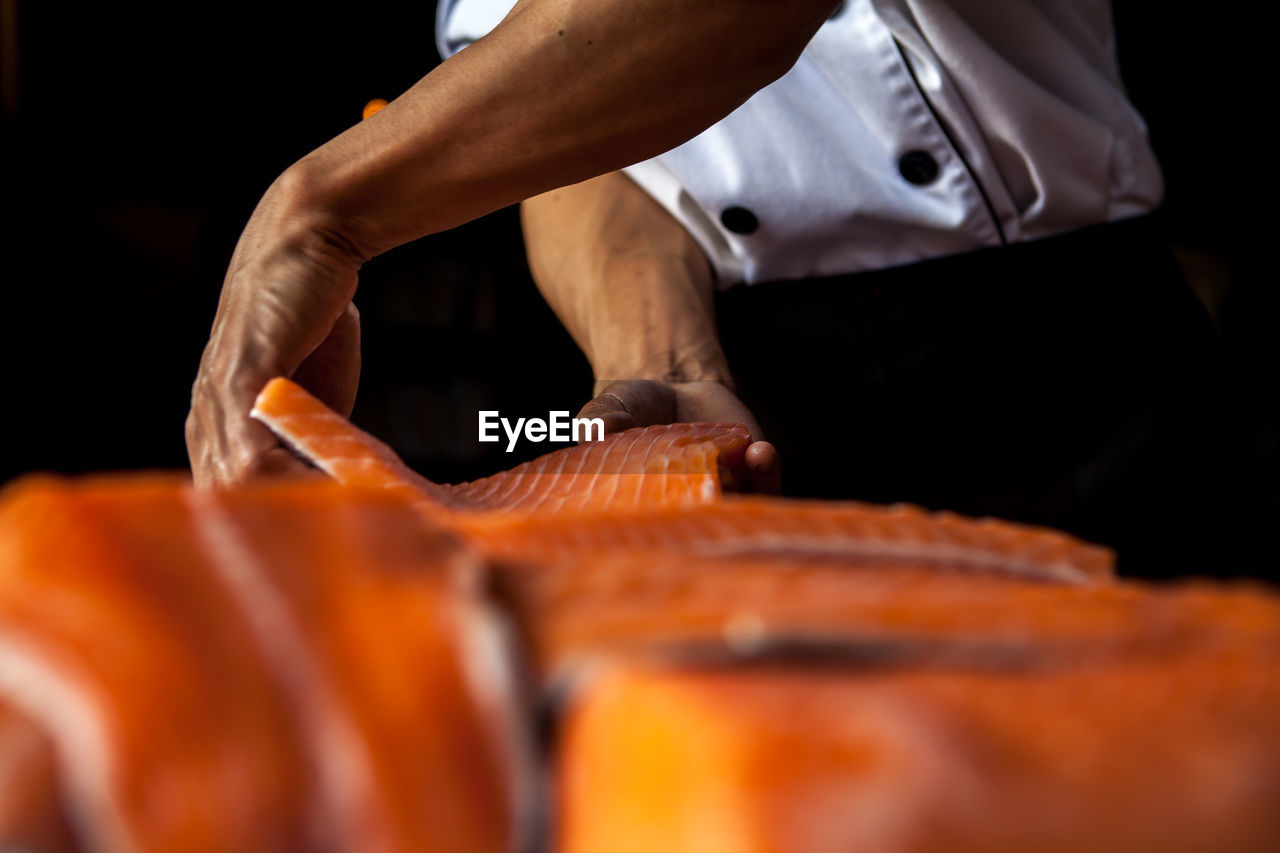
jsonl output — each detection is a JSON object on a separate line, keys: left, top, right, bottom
{"left": 250, "top": 377, "right": 751, "bottom": 518}
{"left": 498, "top": 551, "right": 1274, "bottom": 684}
{"left": 251, "top": 378, "right": 1112, "bottom": 587}
{"left": 0, "top": 476, "right": 528, "bottom": 853}
{"left": 558, "top": 655, "right": 1280, "bottom": 853}
{"left": 463, "top": 496, "right": 1113, "bottom": 583}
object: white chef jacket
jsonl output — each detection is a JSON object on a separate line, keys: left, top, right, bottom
{"left": 437, "top": 0, "right": 1163, "bottom": 287}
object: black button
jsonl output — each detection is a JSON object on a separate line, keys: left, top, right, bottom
{"left": 898, "top": 150, "right": 939, "bottom": 186}
{"left": 721, "top": 206, "right": 759, "bottom": 235}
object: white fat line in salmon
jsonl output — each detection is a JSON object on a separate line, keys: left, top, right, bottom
{"left": 479, "top": 411, "right": 605, "bottom": 452}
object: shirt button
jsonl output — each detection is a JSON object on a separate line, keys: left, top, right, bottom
{"left": 720, "top": 206, "right": 759, "bottom": 235}
{"left": 898, "top": 150, "right": 940, "bottom": 186}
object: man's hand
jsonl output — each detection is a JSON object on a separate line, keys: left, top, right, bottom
{"left": 186, "top": 0, "right": 837, "bottom": 485}
{"left": 581, "top": 379, "right": 780, "bottom": 493}
{"left": 523, "top": 172, "right": 781, "bottom": 493}
{"left": 186, "top": 173, "right": 365, "bottom": 488}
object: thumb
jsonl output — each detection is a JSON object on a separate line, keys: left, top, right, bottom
{"left": 577, "top": 380, "right": 677, "bottom": 435}
{"left": 293, "top": 302, "right": 361, "bottom": 417}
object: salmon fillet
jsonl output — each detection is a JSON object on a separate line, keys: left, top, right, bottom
{"left": 251, "top": 378, "right": 1113, "bottom": 584}
{"left": 5, "top": 377, "right": 1273, "bottom": 849}
{"left": 558, "top": 655, "right": 1280, "bottom": 853}
{"left": 464, "top": 496, "right": 1112, "bottom": 582}
{"left": 0, "top": 476, "right": 528, "bottom": 853}
{"left": 497, "top": 550, "right": 1277, "bottom": 684}
{"left": 250, "top": 377, "right": 751, "bottom": 517}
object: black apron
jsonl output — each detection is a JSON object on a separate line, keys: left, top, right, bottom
{"left": 716, "top": 214, "right": 1273, "bottom": 578}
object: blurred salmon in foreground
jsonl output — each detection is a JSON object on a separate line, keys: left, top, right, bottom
{"left": 0, "top": 478, "right": 529, "bottom": 853}
{"left": 559, "top": 653, "right": 1280, "bottom": 853}
{"left": 0, "top": 376, "right": 1276, "bottom": 851}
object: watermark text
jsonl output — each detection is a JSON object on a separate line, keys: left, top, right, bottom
{"left": 479, "top": 411, "right": 605, "bottom": 452}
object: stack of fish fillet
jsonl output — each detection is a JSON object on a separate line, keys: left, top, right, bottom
{"left": 0, "top": 377, "right": 1277, "bottom": 852}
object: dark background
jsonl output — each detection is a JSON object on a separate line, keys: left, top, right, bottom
{"left": 0, "top": 2, "right": 1274, "bottom": 530}
{"left": 0, "top": 1, "right": 593, "bottom": 485}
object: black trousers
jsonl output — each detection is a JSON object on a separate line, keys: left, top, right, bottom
{"left": 716, "top": 215, "right": 1272, "bottom": 579}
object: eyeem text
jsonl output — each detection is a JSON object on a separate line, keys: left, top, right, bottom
{"left": 478, "top": 411, "right": 605, "bottom": 452}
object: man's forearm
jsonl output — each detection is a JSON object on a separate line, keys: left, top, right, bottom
{"left": 522, "top": 171, "right": 730, "bottom": 386}
{"left": 290, "top": 0, "right": 838, "bottom": 259}
{"left": 522, "top": 169, "right": 781, "bottom": 491}
{"left": 189, "top": 0, "right": 830, "bottom": 484}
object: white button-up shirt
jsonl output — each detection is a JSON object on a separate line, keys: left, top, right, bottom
{"left": 437, "top": 0, "right": 1163, "bottom": 286}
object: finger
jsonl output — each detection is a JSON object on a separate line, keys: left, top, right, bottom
{"left": 577, "top": 380, "right": 677, "bottom": 435}
{"left": 293, "top": 302, "right": 361, "bottom": 417}
{"left": 744, "top": 440, "right": 781, "bottom": 495}
{"left": 222, "top": 418, "right": 317, "bottom": 487}
{"left": 669, "top": 380, "right": 765, "bottom": 439}
{"left": 187, "top": 402, "right": 235, "bottom": 490}
{"left": 574, "top": 401, "right": 638, "bottom": 435}
{"left": 186, "top": 414, "right": 214, "bottom": 488}
{"left": 238, "top": 446, "right": 323, "bottom": 483}
{"left": 717, "top": 463, "right": 740, "bottom": 493}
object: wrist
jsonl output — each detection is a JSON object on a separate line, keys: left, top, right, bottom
{"left": 213, "top": 171, "right": 368, "bottom": 390}
{"left": 269, "top": 160, "right": 378, "bottom": 265}
{"left": 591, "top": 350, "right": 734, "bottom": 393}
